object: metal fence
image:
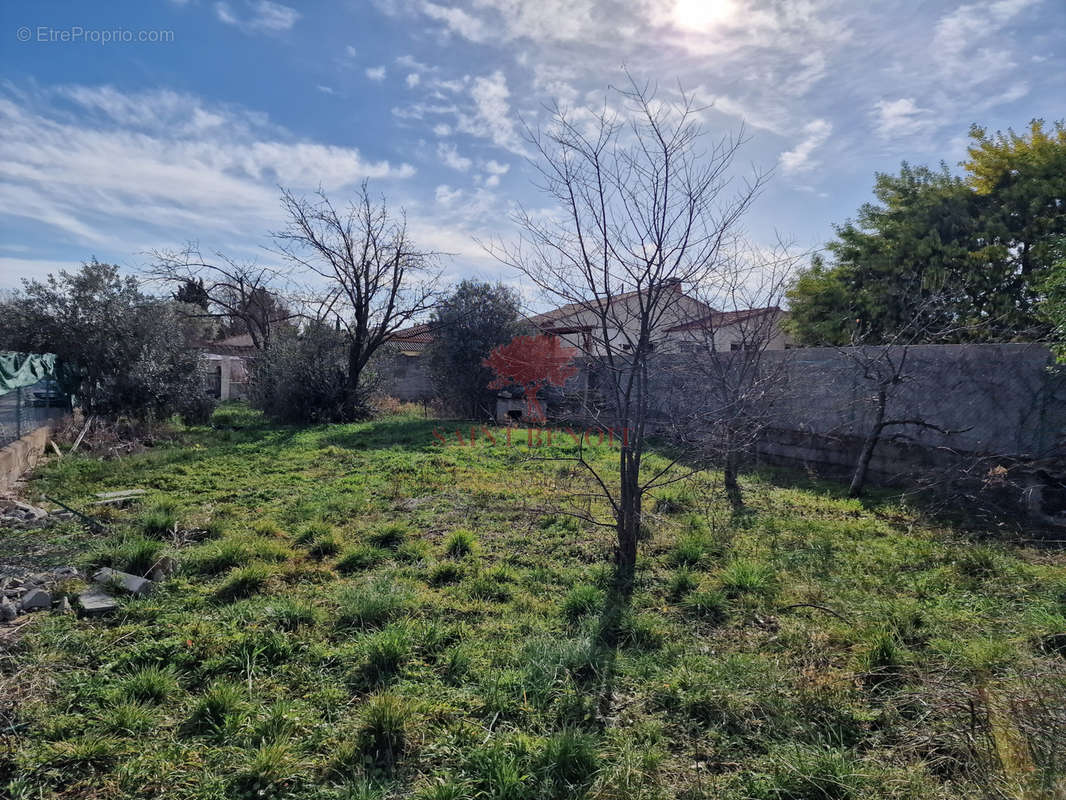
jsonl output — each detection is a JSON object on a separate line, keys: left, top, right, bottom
{"left": 0, "top": 379, "right": 69, "bottom": 448}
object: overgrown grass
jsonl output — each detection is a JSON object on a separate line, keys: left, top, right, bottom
{"left": 6, "top": 409, "right": 1064, "bottom": 799}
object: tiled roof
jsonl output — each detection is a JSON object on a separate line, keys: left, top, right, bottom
{"left": 665, "top": 306, "right": 782, "bottom": 333}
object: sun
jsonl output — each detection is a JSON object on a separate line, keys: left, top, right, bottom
{"left": 672, "top": 0, "right": 739, "bottom": 32}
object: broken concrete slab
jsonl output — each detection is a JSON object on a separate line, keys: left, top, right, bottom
{"left": 0, "top": 598, "right": 16, "bottom": 622}
{"left": 95, "top": 489, "right": 146, "bottom": 499}
{"left": 19, "top": 587, "right": 51, "bottom": 612}
{"left": 78, "top": 591, "right": 118, "bottom": 617}
{"left": 93, "top": 567, "right": 153, "bottom": 597}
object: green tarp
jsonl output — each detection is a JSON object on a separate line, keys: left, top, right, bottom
{"left": 0, "top": 352, "right": 58, "bottom": 396}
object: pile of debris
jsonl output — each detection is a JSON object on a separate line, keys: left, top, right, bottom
{"left": 0, "top": 563, "right": 172, "bottom": 622}
{"left": 0, "top": 500, "right": 72, "bottom": 529}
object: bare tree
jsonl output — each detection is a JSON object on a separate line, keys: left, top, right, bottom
{"left": 147, "top": 245, "right": 292, "bottom": 350}
{"left": 665, "top": 240, "right": 801, "bottom": 507}
{"left": 839, "top": 298, "right": 975, "bottom": 497}
{"left": 487, "top": 78, "right": 767, "bottom": 594}
{"left": 273, "top": 183, "right": 441, "bottom": 419}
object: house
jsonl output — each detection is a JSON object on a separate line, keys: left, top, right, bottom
{"left": 383, "top": 282, "right": 791, "bottom": 403}
{"left": 200, "top": 333, "right": 255, "bottom": 401}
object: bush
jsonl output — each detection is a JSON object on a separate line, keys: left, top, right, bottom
{"left": 250, "top": 324, "right": 355, "bottom": 423}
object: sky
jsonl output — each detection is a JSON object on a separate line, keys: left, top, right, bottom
{"left": 0, "top": 0, "right": 1062, "bottom": 294}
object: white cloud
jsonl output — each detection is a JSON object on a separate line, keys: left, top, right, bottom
{"left": 365, "top": 66, "right": 387, "bottom": 81}
{"left": 317, "top": 85, "right": 336, "bottom": 95}
{"left": 873, "top": 97, "right": 934, "bottom": 137}
{"left": 458, "top": 70, "right": 521, "bottom": 152}
{"left": 421, "top": 2, "right": 489, "bottom": 42}
{"left": 932, "top": 0, "right": 1038, "bottom": 82}
{"left": 432, "top": 123, "right": 451, "bottom": 136}
{"left": 483, "top": 159, "right": 510, "bottom": 175}
{"left": 406, "top": 73, "right": 421, "bottom": 88}
{"left": 435, "top": 184, "right": 462, "bottom": 205}
{"left": 214, "top": 0, "right": 300, "bottom": 33}
{"left": 0, "top": 85, "right": 415, "bottom": 254}
{"left": 779, "top": 119, "right": 832, "bottom": 174}
{"left": 345, "top": 44, "right": 357, "bottom": 57}
{"left": 437, "top": 142, "right": 472, "bottom": 170}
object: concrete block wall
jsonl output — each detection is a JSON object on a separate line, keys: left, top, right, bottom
{"left": 0, "top": 424, "right": 54, "bottom": 493}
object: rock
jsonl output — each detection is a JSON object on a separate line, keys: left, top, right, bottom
{"left": 78, "top": 591, "right": 118, "bottom": 617}
{"left": 53, "top": 566, "right": 79, "bottom": 580}
{"left": 19, "top": 587, "right": 51, "bottom": 612}
{"left": 54, "top": 596, "right": 73, "bottom": 615}
{"left": 0, "top": 598, "right": 16, "bottom": 622}
{"left": 149, "top": 556, "right": 177, "bottom": 582}
{"left": 13, "top": 501, "right": 48, "bottom": 520}
{"left": 92, "top": 567, "right": 153, "bottom": 597}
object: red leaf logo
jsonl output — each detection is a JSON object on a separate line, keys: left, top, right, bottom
{"left": 482, "top": 334, "right": 578, "bottom": 422}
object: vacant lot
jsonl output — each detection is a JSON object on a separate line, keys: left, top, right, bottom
{"left": 3, "top": 407, "right": 1064, "bottom": 799}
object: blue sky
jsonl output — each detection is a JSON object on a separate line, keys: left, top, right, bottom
{"left": 1, "top": 0, "right": 1062, "bottom": 292}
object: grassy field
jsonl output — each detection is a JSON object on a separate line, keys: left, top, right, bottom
{"left": 2, "top": 406, "right": 1064, "bottom": 799}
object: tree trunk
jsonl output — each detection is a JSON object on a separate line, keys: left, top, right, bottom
{"left": 848, "top": 388, "right": 887, "bottom": 498}
{"left": 344, "top": 343, "right": 365, "bottom": 420}
{"left": 614, "top": 449, "right": 641, "bottom": 597}
{"left": 724, "top": 449, "right": 743, "bottom": 509}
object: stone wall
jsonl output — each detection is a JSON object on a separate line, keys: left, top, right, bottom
{"left": 0, "top": 423, "right": 55, "bottom": 493}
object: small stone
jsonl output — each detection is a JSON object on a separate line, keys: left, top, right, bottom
{"left": 78, "top": 591, "right": 118, "bottom": 617}
{"left": 19, "top": 587, "right": 51, "bottom": 612}
{"left": 93, "top": 567, "right": 153, "bottom": 597}
{"left": 0, "top": 598, "right": 16, "bottom": 622}
{"left": 149, "top": 556, "right": 177, "bottom": 582}
{"left": 54, "top": 596, "right": 73, "bottom": 615}
{"left": 13, "top": 501, "right": 48, "bottom": 520}
{"left": 53, "top": 566, "right": 79, "bottom": 579}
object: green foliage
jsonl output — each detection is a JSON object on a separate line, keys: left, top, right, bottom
{"left": 96, "top": 534, "right": 163, "bottom": 576}
{"left": 368, "top": 522, "right": 408, "bottom": 549}
{"left": 681, "top": 588, "right": 728, "bottom": 622}
{"left": 251, "top": 322, "right": 352, "bottom": 423}
{"left": 355, "top": 624, "right": 412, "bottom": 685}
{"left": 185, "top": 681, "right": 245, "bottom": 736}
{"left": 121, "top": 666, "right": 179, "bottom": 705}
{"left": 356, "top": 692, "right": 411, "bottom": 768}
{"left": 788, "top": 122, "right": 1066, "bottom": 344}
{"left": 719, "top": 559, "right": 776, "bottom": 599}
{"left": 0, "top": 261, "right": 210, "bottom": 419}
{"left": 425, "top": 279, "right": 523, "bottom": 417}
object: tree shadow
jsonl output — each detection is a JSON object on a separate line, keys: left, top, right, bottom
{"left": 588, "top": 573, "right": 634, "bottom": 725}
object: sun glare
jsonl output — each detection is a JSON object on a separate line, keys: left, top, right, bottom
{"left": 672, "top": 0, "right": 738, "bottom": 31}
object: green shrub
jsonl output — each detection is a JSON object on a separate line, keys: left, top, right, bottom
{"left": 337, "top": 544, "right": 388, "bottom": 574}
{"left": 443, "top": 529, "right": 476, "bottom": 558}
{"left": 336, "top": 580, "right": 414, "bottom": 630}
{"left": 308, "top": 531, "right": 342, "bottom": 559}
{"left": 99, "top": 535, "right": 163, "bottom": 576}
{"left": 295, "top": 521, "right": 332, "bottom": 547}
{"left": 216, "top": 564, "right": 271, "bottom": 601}
{"left": 562, "top": 584, "right": 602, "bottom": 620}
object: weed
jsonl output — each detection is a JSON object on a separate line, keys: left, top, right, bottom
{"left": 369, "top": 522, "right": 409, "bottom": 549}
{"left": 428, "top": 560, "right": 464, "bottom": 586}
{"left": 681, "top": 588, "right": 728, "bottom": 623}
{"left": 337, "top": 544, "right": 388, "bottom": 574}
{"left": 357, "top": 692, "right": 412, "bottom": 768}
{"left": 308, "top": 531, "right": 343, "bottom": 559}
{"left": 267, "top": 597, "right": 320, "bottom": 631}
{"left": 562, "top": 583, "right": 602, "bottom": 620}
{"left": 667, "top": 566, "right": 699, "bottom": 599}
{"left": 99, "top": 701, "right": 156, "bottom": 735}
{"left": 216, "top": 563, "right": 272, "bottom": 601}
{"left": 252, "top": 518, "right": 285, "bottom": 537}
{"left": 536, "top": 730, "right": 599, "bottom": 798}
{"left": 668, "top": 531, "right": 712, "bottom": 567}
{"left": 444, "top": 529, "right": 476, "bottom": 558}
{"left": 121, "top": 665, "right": 178, "bottom": 705}
{"left": 97, "top": 535, "right": 163, "bottom": 576}
{"left": 231, "top": 742, "right": 297, "bottom": 798}
{"left": 185, "top": 681, "right": 245, "bottom": 736}
{"left": 719, "top": 559, "right": 777, "bottom": 599}
{"left": 336, "top": 579, "right": 415, "bottom": 630}
{"left": 139, "top": 498, "right": 179, "bottom": 537}
{"left": 355, "top": 624, "right": 412, "bottom": 686}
